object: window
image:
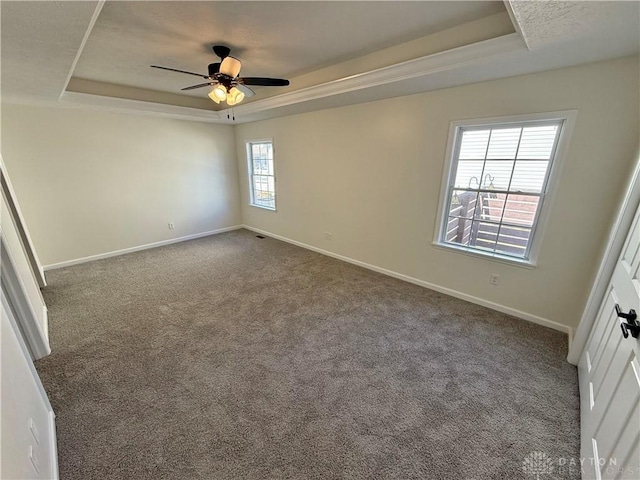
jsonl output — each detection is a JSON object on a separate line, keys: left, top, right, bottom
{"left": 247, "top": 140, "right": 276, "bottom": 210}
{"left": 435, "top": 113, "right": 573, "bottom": 265}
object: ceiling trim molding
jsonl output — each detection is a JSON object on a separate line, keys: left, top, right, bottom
{"left": 229, "top": 33, "right": 525, "bottom": 116}
{"left": 59, "top": 91, "right": 227, "bottom": 123}
{"left": 55, "top": 32, "right": 525, "bottom": 124}
{"left": 59, "top": 0, "right": 106, "bottom": 99}
{"left": 503, "top": 1, "right": 530, "bottom": 50}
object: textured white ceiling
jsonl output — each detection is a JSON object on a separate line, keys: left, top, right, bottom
{"left": 72, "top": 1, "right": 506, "bottom": 97}
{"left": 1, "top": 1, "right": 99, "bottom": 102}
{"left": 509, "top": 0, "right": 640, "bottom": 50}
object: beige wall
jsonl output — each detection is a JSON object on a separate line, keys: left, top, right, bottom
{"left": 1, "top": 104, "right": 241, "bottom": 266}
{"left": 235, "top": 56, "right": 640, "bottom": 331}
{"left": 2, "top": 57, "right": 637, "bottom": 332}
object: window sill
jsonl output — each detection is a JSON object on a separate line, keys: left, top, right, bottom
{"left": 431, "top": 241, "right": 537, "bottom": 269}
{"left": 249, "top": 203, "right": 276, "bottom": 212}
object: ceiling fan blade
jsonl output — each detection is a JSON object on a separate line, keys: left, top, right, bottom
{"left": 220, "top": 57, "right": 241, "bottom": 78}
{"left": 235, "top": 83, "right": 255, "bottom": 98}
{"left": 151, "top": 65, "right": 209, "bottom": 79}
{"left": 181, "top": 82, "right": 215, "bottom": 91}
{"left": 240, "top": 77, "right": 290, "bottom": 87}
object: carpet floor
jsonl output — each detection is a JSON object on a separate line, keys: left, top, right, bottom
{"left": 35, "top": 229, "right": 580, "bottom": 479}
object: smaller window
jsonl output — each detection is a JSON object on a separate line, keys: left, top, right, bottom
{"left": 247, "top": 140, "right": 276, "bottom": 210}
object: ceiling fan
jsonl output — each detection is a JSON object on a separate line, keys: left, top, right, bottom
{"left": 151, "top": 45, "right": 290, "bottom": 107}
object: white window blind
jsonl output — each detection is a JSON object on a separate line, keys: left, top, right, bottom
{"left": 439, "top": 119, "right": 564, "bottom": 261}
{"left": 247, "top": 141, "right": 276, "bottom": 210}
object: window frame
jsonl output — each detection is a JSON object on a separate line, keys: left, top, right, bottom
{"left": 246, "top": 139, "right": 277, "bottom": 211}
{"left": 433, "top": 111, "right": 577, "bottom": 267}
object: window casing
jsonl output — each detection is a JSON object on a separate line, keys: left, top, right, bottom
{"left": 435, "top": 113, "right": 574, "bottom": 265}
{"left": 247, "top": 140, "right": 276, "bottom": 210}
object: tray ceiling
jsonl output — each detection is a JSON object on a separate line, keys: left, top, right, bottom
{"left": 71, "top": 1, "right": 506, "bottom": 99}
{"left": 1, "top": 1, "right": 638, "bottom": 124}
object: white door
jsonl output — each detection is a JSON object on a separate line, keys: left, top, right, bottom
{"left": 578, "top": 203, "right": 640, "bottom": 480}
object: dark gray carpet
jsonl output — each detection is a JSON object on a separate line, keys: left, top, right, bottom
{"left": 36, "top": 229, "right": 580, "bottom": 479}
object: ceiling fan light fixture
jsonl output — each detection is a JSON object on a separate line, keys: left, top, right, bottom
{"left": 220, "top": 56, "right": 241, "bottom": 78}
{"left": 207, "top": 90, "right": 221, "bottom": 104}
{"left": 226, "top": 86, "right": 245, "bottom": 106}
{"left": 209, "top": 84, "right": 228, "bottom": 103}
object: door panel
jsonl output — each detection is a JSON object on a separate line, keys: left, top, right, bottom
{"left": 598, "top": 359, "right": 639, "bottom": 480}
{"left": 579, "top": 204, "right": 640, "bottom": 480}
{"left": 620, "top": 214, "right": 640, "bottom": 269}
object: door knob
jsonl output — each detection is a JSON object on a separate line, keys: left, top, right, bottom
{"left": 615, "top": 304, "right": 640, "bottom": 339}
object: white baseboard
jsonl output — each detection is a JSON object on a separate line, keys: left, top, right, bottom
{"left": 242, "top": 224, "right": 574, "bottom": 338}
{"left": 43, "top": 225, "right": 243, "bottom": 270}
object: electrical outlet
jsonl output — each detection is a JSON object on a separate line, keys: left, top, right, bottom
{"left": 490, "top": 273, "right": 500, "bottom": 285}
{"left": 168, "top": 222, "right": 175, "bottom": 230}
{"left": 324, "top": 232, "right": 333, "bottom": 241}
